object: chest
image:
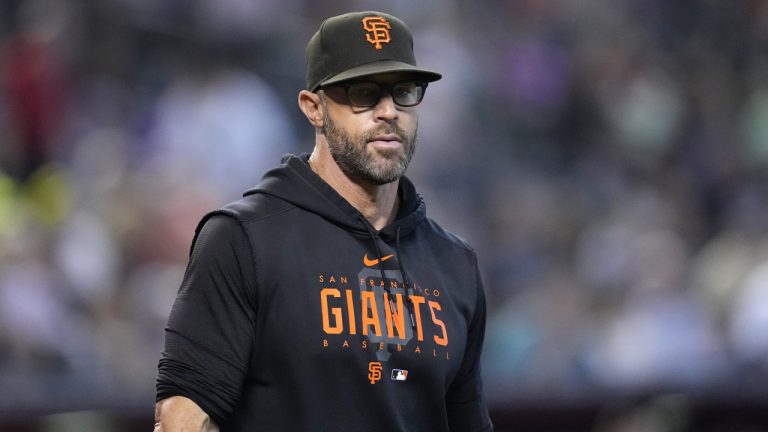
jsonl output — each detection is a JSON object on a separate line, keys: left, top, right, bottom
{"left": 247, "top": 225, "right": 474, "bottom": 387}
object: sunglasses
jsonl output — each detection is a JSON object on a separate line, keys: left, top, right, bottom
{"left": 326, "top": 80, "right": 428, "bottom": 108}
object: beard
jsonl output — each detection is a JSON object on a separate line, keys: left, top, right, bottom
{"left": 321, "top": 99, "right": 417, "bottom": 185}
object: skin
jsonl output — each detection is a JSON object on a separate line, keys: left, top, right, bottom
{"left": 154, "top": 73, "right": 420, "bottom": 431}
{"left": 154, "top": 396, "right": 219, "bottom": 432}
{"left": 300, "top": 72, "right": 419, "bottom": 230}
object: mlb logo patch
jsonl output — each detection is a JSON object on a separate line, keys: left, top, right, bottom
{"left": 391, "top": 369, "right": 408, "bottom": 381}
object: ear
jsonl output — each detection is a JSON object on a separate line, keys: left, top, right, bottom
{"left": 298, "top": 90, "right": 324, "bottom": 128}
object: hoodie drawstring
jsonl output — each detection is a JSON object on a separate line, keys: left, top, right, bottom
{"left": 361, "top": 218, "right": 415, "bottom": 331}
{"left": 396, "top": 226, "right": 416, "bottom": 328}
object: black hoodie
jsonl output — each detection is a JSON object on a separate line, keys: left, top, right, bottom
{"left": 157, "top": 154, "right": 493, "bottom": 431}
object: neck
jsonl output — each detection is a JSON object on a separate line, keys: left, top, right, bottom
{"left": 308, "top": 141, "right": 400, "bottom": 231}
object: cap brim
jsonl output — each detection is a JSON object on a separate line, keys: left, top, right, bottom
{"left": 318, "top": 60, "right": 441, "bottom": 90}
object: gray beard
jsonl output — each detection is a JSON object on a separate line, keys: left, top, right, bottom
{"left": 321, "top": 99, "right": 417, "bottom": 185}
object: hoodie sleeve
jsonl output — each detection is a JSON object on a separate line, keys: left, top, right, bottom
{"left": 156, "top": 214, "right": 257, "bottom": 426}
{"left": 445, "top": 254, "right": 494, "bottom": 431}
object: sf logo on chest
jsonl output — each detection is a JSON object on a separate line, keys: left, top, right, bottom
{"left": 362, "top": 16, "right": 391, "bottom": 50}
{"left": 368, "top": 362, "right": 409, "bottom": 384}
{"left": 368, "top": 361, "right": 383, "bottom": 384}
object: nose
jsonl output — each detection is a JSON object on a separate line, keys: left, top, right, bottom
{"left": 372, "top": 93, "right": 399, "bottom": 122}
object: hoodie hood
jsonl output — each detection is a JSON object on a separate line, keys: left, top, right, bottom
{"left": 243, "top": 153, "right": 426, "bottom": 242}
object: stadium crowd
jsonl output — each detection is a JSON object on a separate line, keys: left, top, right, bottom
{"left": 1, "top": 0, "right": 768, "bottom": 430}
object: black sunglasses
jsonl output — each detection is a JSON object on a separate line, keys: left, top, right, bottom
{"left": 325, "top": 80, "right": 428, "bottom": 108}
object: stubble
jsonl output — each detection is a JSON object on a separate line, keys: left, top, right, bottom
{"left": 320, "top": 97, "right": 417, "bottom": 185}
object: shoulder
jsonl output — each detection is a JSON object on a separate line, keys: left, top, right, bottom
{"left": 417, "top": 218, "right": 480, "bottom": 274}
{"left": 189, "top": 192, "right": 295, "bottom": 256}
{"left": 420, "top": 217, "right": 476, "bottom": 256}
{"left": 215, "top": 192, "right": 296, "bottom": 224}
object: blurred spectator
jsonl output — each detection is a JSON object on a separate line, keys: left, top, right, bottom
{"left": 145, "top": 67, "right": 295, "bottom": 199}
{"left": 2, "top": 0, "right": 70, "bottom": 180}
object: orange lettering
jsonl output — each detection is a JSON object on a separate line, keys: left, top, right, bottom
{"left": 323, "top": 339, "right": 328, "bottom": 347}
{"left": 414, "top": 346, "right": 421, "bottom": 354}
{"left": 409, "top": 295, "right": 426, "bottom": 341}
{"left": 345, "top": 289, "right": 357, "bottom": 335}
{"left": 361, "top": 291, "right": 382, "bottom": 337}
{"left": 429, "top": 301, "right": 448, "bottom": 346}
{"left": 384, "top": 293, "right": 406, "bottom": 340}
{"left": 342, "top": 340, "right": 350, "bottom": 348}
{"left": 321, "top": 288, "right": 343, "bottom": 334}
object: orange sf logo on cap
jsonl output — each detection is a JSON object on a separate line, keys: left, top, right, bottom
{"left": 362, "top": 16, "right": 391, "bottom": 50}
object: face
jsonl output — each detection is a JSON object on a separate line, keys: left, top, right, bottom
{"left": 319, "top": 75, "right": 419, "bottom": 185}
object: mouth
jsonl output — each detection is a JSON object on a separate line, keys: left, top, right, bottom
{"left": 368, "top": 134, "right": 403, "bottom": 149}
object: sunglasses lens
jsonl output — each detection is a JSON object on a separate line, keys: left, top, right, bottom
{"left": 343, "top": 81, "right": 426, "bottom": 107}
{"left": 347, "top": 82, "right": 381, "bottom": 107}
{"left": 392, "top": 81, "right": 422, "bottom": 106}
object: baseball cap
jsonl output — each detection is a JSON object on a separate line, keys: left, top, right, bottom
{"left": 305, "top": 11, "right": 442, "bottom": 92}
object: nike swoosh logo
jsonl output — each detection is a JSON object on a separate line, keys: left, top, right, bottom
{"left": 364, "top": 254, "right": 395, "bottom": 267}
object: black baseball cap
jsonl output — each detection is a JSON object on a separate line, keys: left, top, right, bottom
{"left": 305, "top": 11, "right": 442, "bottom": 92}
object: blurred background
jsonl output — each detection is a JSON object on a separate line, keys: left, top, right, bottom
{"left": 2, "top": 0, "right": 768, "bottom": 430}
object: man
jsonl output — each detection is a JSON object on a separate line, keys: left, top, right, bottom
{"left": 155, "top": 11, "right": 493, "bottom": 432}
